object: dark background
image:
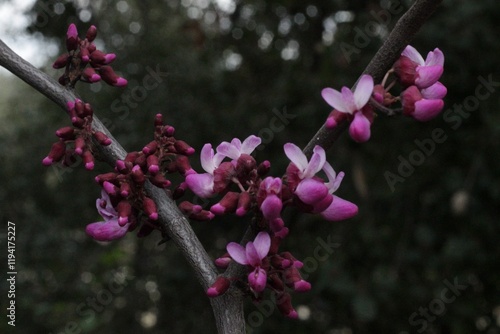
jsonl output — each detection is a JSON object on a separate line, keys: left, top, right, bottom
{"left": 1, "top": 0, "right": 499, "bottom": 333}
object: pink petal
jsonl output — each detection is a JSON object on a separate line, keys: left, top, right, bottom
{"left": 341, "top": 86, "right": 356, "bottom": 113}
{"left": 85, "top": 219, "right": 129, "bottom": 241}
{"left": 185, "top": 173, "right": 215, "bottom": 198}
{"left": 401, "top": 45, "right": 424, "bottom": 65}
{"left": 253, "top": 232, "right": 271, "bottom": 260}
{"left": 323, "top": 162, "right": 344, "bottom": 193}
{"left": 425, "top": 48, "right": 444, "bottom": 67}
{"left": 415, "top": 65, "right": 443, "bottom": 89}
{"left": 321, "top": 87, "right": 348, "bottom": 113}
{"left": 421, "top": 82, "right": 447, "bottom": 100}
{"left": 320, "top": 195, "right": 358, "bottom": 221}
{"left": 349, "top": 111, "right": 371, "bottom": 143}
{"left": 260, "top": 194, "right": 283, "bottom": 221}
{"left": 295, "top": 179, "right": 329, "bottom": 205}
{"left": 200, "top": 144, "right": 216, "bottom": 173}
{"left": 284, "top": 143, "right": 308, "bottom": 172}
{"left": 412, "top": 99, "right": 444, "bottom": 121}
{"left": 353, "top": 75, "right": 374, "bottom": 110}
{"left": 248, "top": 268, "right": 267, "bottom": 292}
{"left": 227, "top": 242, "right": 249, "bottom": 265}
{"left": 241, "top": 135, "right": 262, "bottom": 154}
{"left": 217, "top": 142, "right": 241, "bottom": 160}
{"left": 245, "top": 242, "right": 261, "bottom": 267}
{"left": 302, "top": 145, "right": 325, "bottom": 178}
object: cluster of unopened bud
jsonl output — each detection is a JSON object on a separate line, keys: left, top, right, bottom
{"left": 42, "top": 99, "right": 111, "bottom": 170}
{"left": 53, "top": 24, "right": 127, "bottom": 87}
{"left": 93, "top": 113, "right": 196, "bottom": 238}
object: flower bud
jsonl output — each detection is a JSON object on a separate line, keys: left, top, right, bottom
{"left": 150, "top": 173, "right": 171, "bottom": 188}
{"left": 117, "top": 200, "right": 132, "bottom": 226}
{"left": 103, "top": 181, "right": 119, "bottom": 196}
{"left": 143, "top": 196, "right": 158, "bottom": 220}
{"left": 142, "top": 141, "right": 158, "bottom": 155}
{"left": 147, "top": 154, "right": 160, "bottom": 174}
{"left": 276, "top": 293, "right": 298, "bottom": 319}
{"left": 82, "top": 149, "right": 95, "bottom": 170}
{"left": 93, "top": 131, "right": 112, "bottom": 146}
{"left": 86, "top": 25, "right": 97, "bottom": 42}
{"left": 90, "top": 50, "right": 116, "bottom": 65}
{"left": 66, "top": 24, "right": 79, "bottom": 51}
{"left": 53, "top": 54, "right": 70, "bottom": 69}
{"left": 210, "top": 191, "right": 239, "bottom": 215}
{"left": 120, "top": 182, "right": 131, "bottom": 197}
{"left": 236, "top": 191, "right": 251, "bottom": 216}
{"left": 42, "top": 141, "right": 66, "bottom": 166}
{"left": 206, "top": 276, "right": 230, "bottom": 297}
{"left": 214, "top": 254, "right": 232, "bottom": 269}
{"left": 99, "top": 65, "right": 128, "bottom": 87}
{"left": 131, "top": 165, "right": 146, "bottom": 184}
{"left": 174, "top": 140, "right": 195, "bottom": 155}
{"left": 74, "top": 137, "right": 86, "bottom": 155}
{"left": 55, "top": 126, "right": 75, "bottom": 140}
{"left": 82, "top": 67, "right": 101, "bottom": 83}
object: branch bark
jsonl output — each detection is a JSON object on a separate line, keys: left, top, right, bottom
{"left": 0, "top": 0, "right": 442, "bottom": 332}
{"left": 0, "top": 39, "right": 244, "bottom": 334}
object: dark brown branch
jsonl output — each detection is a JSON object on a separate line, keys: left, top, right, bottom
{"left": 303, "top": 0, "right": 443, "bottom": 157}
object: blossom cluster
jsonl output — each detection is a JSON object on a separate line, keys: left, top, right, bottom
{"left": 185, "top": 135, "right": 358, "bottom": 317}
{"left": 88, "top": 114, "right": 195, "bottom": 240}
{"left": 53, "top": 24, "right": 127, "bottom": 87}
{"left": 42, "top": 99, "right": 111, "bottom": 170}
{"left": 322, "top": 45, "right": 446, "bottom": 142}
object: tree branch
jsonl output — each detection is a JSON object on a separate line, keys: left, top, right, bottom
{"left": 0, "top": 39, "right": 244, "bottom": 334}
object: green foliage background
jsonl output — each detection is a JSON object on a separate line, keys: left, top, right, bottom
{"left": 1, "top": 0, "right": 499, "bottom": 333}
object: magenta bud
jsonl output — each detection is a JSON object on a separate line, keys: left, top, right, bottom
{"left": 53, "top": 54, "right": 70, "bottom": 69}
{"left": 276, "top": 293, "right": 298, "bottom": 319}
{"left": 131, "top": 165, "right": 146, "bottom": 184}
{"left": 42, "top": 141, "right": 66, "bottom": 165}
{"left": 206, "top": 276, "right": 230, "bottom": 298}
{"left": 236, "top": 191, "right": 251, "bottom": 216}
{"left": 66, "top": 24, "right": 79, "bottom": 51}
{"left": 120, "top": 182, "right": 131, "bottom": 197}
{"left": 142, "top": 141, "right": 158, "bottom": 155}
{"left": 115, "top": 160, "right": 129, "bottom": 173}
{"left": 82, "top": 67, "right": 101, "bottom": 83}
{"left": 74, "top": 99, "right": 85, "bottom": 117}
{"left": 95, "top": 172, "right": 117, "bottom": 184}
{"left": 99, "top": 66, "right": 127, "bottom": 87}
{"left": 116, "top": 200, "right": 132, "bottom": 226}
{"left": 74, "top": 137, "right": 86, "bottom": 155}
{"left": 257, "top": 160, "right": 271, "bottom": 176}
{"left": 79, "top": 48, "right": 90, "bottom": 63}
{"left": 147, "top": 155, "right": 160, "bottom": 174}
{"left": 82, "top": 150, "right": 95, "bottom": 170}
{"left": 154, "top": 114, "right": 163, "bottom": 126}
{"left": 162, "top": 125, "right": 175, "bottom": 137}
{"left": 55, "top": 126, "right": 75, "bottom": 140}
{"left": 103, "top": 181, "right": 118, "bottom": 196}
{"left": 150, "top": 173, "right": 171, "bottom": 188}
{"left": 90, "top": 50, "right": 116, "bottom": 65}
{"left": 86, "top": 25, "right": 97, "bottom": 42}
{"left": 67, "top": 100, "right": 75, "bottom": 111}
{"left": 210, "top": 192, "right": 239, "bottom": 215}
{"left": 174, "top": 140, "right": 195, "bottom": 155}
{"left": 93, "top": 131, "right": 112, "bottom": 146}
{"left": 214, "top": 255, "right": 232, "bottom": 269}
{"left": 143, "top": 196, "right": 158, "bottom": 220}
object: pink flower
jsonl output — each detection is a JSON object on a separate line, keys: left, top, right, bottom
{"left": 284, "top": 143, "right": 358, "bottom": 221}
{"left": 401, "top": 82, "right": 447, "bottom": 122}
{"left": 85, "top": 191, "right": 129, "bottom": 241}
{"left": 216, "top": 135, "right": 261, "bottom": 162}
{"left": 185, "top": 143, "right": 225, "bottom": 198}
{"left": 227, "top": 232, "right": 271, "bottom": 293}
{"left": 396, "top": 45, "right": 444, "bottom": 89}
{"left": 258, "top": 177, "right": 283, "bottom": 221}
{"left": 321, "top": 75, "right": 374, "bottom": 142}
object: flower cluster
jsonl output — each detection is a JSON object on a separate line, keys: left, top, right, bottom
{"left": 321, "top": 45, "right": 446, "bottom": 142}
{"left": 88, "top": 114, "right": 195, "bottom": 241}
{"left": 42, "top": 99, "right": 111, "bottom": 170}
{"left": 196, "top": 135, "right": 357, "bottom": 317}
{"left": 53, "top": 24, "right": 127, "bottom": 87}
